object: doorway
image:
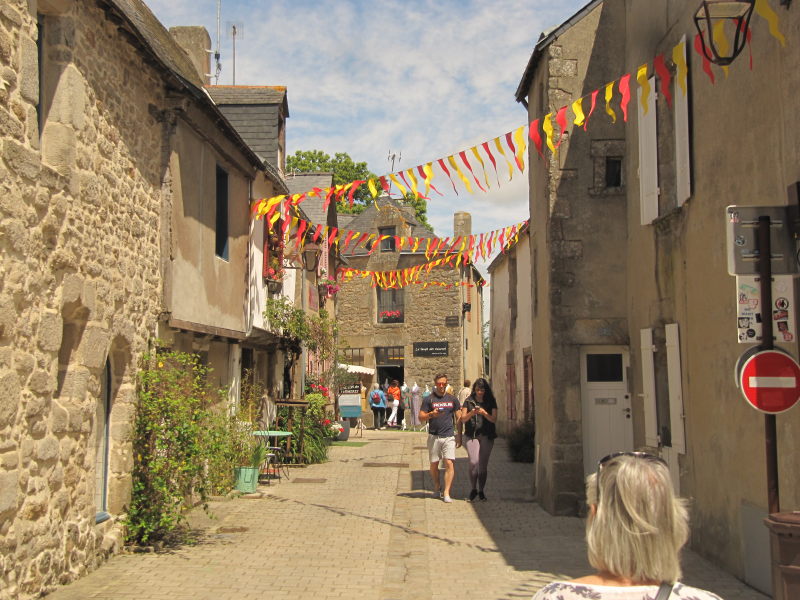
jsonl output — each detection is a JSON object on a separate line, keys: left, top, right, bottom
{"left": 375, "top": 346, "right": 404, "bottom": 388}
{"left": 580, "top": 346, "right": 632, "bottom": 476}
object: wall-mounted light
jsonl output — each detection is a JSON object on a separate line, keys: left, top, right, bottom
{"left": 693, "top": 0, "right": 755, "bottom": 66}
{"left": 301, "top": 243, "right": 322, "bottom": 272}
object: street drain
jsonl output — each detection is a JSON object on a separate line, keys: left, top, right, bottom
{"left": 292, "top": 478, "right": 327, "bottom": 483}
{"left": 363, "top": 462, "right": 409, "bottom": 468}
{"left": 216, "top": 526, "right": 248, "bottom": 534}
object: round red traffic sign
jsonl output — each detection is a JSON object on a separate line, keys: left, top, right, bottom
{"left": 739, "top": 350, "right": 800, "bottom": 414}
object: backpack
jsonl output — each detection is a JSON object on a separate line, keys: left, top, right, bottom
{"left": 370, "top": 391, "right": 381, "bottom": 405}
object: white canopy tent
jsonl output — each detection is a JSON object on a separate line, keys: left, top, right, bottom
{"left": 337, "top": 363, "right": 375, "bottom": 375}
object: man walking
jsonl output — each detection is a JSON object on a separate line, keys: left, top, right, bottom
{"left": 419, "top": 373, "right": 461, "bottom": 503}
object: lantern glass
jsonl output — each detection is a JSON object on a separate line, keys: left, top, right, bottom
{"left": 693, "top": 0, "right": 755, "bottom": 66}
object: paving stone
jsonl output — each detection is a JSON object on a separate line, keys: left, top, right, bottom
{"left": 43, "top": 430, "right": 768, "bottom": 600}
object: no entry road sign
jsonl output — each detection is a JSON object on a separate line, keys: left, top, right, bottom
{"left": 739, "top": 350, "right": 800, "bottom": 414}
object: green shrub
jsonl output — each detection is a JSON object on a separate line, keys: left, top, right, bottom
{"left": 124, "top": 350, "right": 254, "bottom": 545}
{"left": 507, "top": 421, "right": 535, "bottom": 463}
{"left": 275, "top": 393, "right": 331, "bottom": 464}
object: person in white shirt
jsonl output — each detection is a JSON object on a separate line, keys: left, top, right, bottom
{"left": 533, "top": 452, "right": 723, "bottom": 600}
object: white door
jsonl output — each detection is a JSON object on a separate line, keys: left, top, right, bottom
{"left": 581, "top": 346, "right": 633, "bottom": 476}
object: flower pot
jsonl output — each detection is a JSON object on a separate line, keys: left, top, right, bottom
{"left": 233, "top": 466, "right": 259, "bottom": 493}
{"left": 336, "top": 419, "right": 351, "bottom": 441}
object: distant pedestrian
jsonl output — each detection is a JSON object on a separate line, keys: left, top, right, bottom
{"left": 369, "top": 383, "right": 387, "bottom": 430}
{"left": 386, "top": 379, "right": 401, "bottom": 427}
{"left": 458, "top": 378, "right": 497, "bottom": 502}
{"left": 419, "top": 373, "right": 460, "bottom": 503}
{"left": 532, "top": 453, "right": 722, "bottom": 600}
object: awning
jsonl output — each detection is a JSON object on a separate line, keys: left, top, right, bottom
{"left": 337, "top": 363, "right": 375, "bottom": 375}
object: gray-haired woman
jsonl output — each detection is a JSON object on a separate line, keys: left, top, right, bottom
{"left": 533, "top": 453, "right": 722, "bottom": 600}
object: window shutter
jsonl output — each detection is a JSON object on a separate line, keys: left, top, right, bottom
{"left": 638, "top": 77, "right": 658, "bottom": 225}
{"left": 674, "top": 37, "right": 691, "bottom": 206}
{"left": 640, "top": 328, "right": 659, "bottom": 447}
{"left": 665, "top": 323, "right": 686, "bottom": 453}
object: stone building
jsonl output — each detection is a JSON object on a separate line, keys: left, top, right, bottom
{"left": 516, "top": 0, "right": 800, "bottom": 592}
{"left": 0, "top": 1, "right": 289, "bottom": 597}
{"left": 335, "top": 198, "right": 484, "bottom": 397}
{"left": 487, "top": 225, "right": 532, "bottom": 436}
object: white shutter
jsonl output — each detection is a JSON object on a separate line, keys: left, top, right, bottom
{"left": 665, "top": 324, "right": 686, "bottom": 454}
{"left": 638, "top": 77, "right": 658, "bottom": 225}
{"left": 674, "top": 37, "right": 691, "bottom": 206}
{"left": 640, "top": 328, "right": 659, "bottom": 447}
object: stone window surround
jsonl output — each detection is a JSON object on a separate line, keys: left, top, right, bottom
{"left": 589, "top": 139, "right": 626, "bottom": 196}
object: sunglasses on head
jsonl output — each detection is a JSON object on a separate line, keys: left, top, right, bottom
{"left": 595, "top": 451, "right": 667, "bottom": 501}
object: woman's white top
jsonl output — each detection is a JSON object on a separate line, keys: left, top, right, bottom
{"left": 532, "top": 581, "right": 723, "bottom": 600}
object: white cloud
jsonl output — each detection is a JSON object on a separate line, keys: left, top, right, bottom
{"left": 146, "top": 0, "right": 586, "bottom": 239}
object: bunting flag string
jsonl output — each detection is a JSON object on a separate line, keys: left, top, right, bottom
{"left": 251, "top": 4, "right": 786, "bottom": 217}
{"left": 338, "top": 254, "right": 489, "bottom": 290}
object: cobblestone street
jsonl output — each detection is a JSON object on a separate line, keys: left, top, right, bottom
{"left": 45, "top": 430, "right": 768, "bottom": 600}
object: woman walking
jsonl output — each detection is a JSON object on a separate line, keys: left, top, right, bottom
{"left": 458, "top": 378, "right": 497, "bottom": 502}
{"left": 369, "top": 383, "right": 387, "bottom": 430}
{"left": 386, "top": 379, "right": 401, "bottom": 428}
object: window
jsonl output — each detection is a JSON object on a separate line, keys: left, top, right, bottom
{"left": 605, "top": 157, "right": 622, "bottom": 188}
{"left": 215, "top": 165, "right": 229, "bottom": 260}
{"left": 379, "top": 226, "right": 396, "bottom": 252}
{"left": 341, "top": 347, "right": 364, "bottom": 366}
{"left": 375, "top": 346, "right": 404, "bottom": 365}
{"left": 95, "top": 359, "right": 111, "bottom": 523}
{"left": 586, "top": 353, "right": 623, "bottom": 382}
{"left": 377, "top": 287, "right": 404, "bottom": 323}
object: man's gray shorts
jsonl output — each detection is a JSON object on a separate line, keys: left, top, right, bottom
{"left": 427, "top": 434, "right": 456, "bottom": 463}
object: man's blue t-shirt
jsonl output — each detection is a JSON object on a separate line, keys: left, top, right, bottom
{"left": 420, "top": 393, "right": 460, "bottom": 436}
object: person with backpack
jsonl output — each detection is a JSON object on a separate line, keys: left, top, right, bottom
{"left": 369, "top": 383, "right": 387, "bottom": 430}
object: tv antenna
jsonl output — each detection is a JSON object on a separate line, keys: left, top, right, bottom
{"left": 387, "top": 150, "right": 401, "bottom": 194}
{"left": 208, "top": 0, "right": 222, "bottom": 84}
{"left": 226, "top": 21, "right": 244, "bottom": 84}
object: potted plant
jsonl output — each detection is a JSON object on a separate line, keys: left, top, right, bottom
{"left": 379, "top": 309, "right": 402, "bottom": 323}
{"left": 234, "top": 443, "right": 269, "bottom": 494}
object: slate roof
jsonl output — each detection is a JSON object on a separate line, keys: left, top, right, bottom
{"left": 344, "top": 197, "right": 437, "bottom": 257}
{"left": 205, "top": 86, "right": 289, "bottom": 116}
{"left": 100, "top": 0, "right": 288, "bottom": 193}
{"left": 286, "top": 173, "right": 334, "bottom": 227}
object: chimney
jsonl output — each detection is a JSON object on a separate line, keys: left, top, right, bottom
{"left": 169, "top": 26, "right": 211, "bottom": 85}
{"left": 454, "top": 211, "right": 472, "bottom": 239}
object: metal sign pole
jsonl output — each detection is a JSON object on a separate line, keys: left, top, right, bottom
{"left": 757, "top": 216, "right": 780, "bottom": 514}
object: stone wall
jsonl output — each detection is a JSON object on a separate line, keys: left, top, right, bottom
{"left": 0, "top": 1, "right": 165, "bottom": 597}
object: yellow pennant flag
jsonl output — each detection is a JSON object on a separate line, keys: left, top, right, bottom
{"left": 412, "top": 237, "right": 421, "bottom": 252}
{"left": 636, "top": 64, "right": 650, "bottom": 114}
{"left": 673, "top": 41, "right": 688, "bottom": 96}
{"left": 389, "top": 173, "right": 408, "bottom": 197}
{"left": 470, "top": 146, "right": 491, "bottom": 190}
{"left": 604, "top": 82, "right": 617, "bottom": 123}
{"left": 512, "top": 125, "right": 527, "bottom": 172}
{"left": 367, "top": 178, "right": 379, "bottom": 198}
{"left": 422, "top": 163, "right": 435, "bottom": 197}
{"left": 712, "top": 20, "right": 731, "bottom": 77}
{"left": 405, "top": 169, "right": 420, "bottom": 199}
{"left": 494, "top": 137, "right": 514, "bottom": 181}
{"left": 269, "top": 210, "right": 281, "bottom": 228}
{"left": 572, "top": 97, "right": 585, "bottom": 127}
{"left": 447, "top": 155, "right": 473, "bottom": 193}
{"left": 542, "top": 113, "right": 556, "bottom": 153}
{"left": 455, "top": 238, "right": 467, "bottom": 268}
{"left": 755, "top": 0, "right": 786, "bottom": 46}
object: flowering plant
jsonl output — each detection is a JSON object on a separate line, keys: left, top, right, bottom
{"left": 310, "top": 383, "right": 329, "bottom": 397}
{"left": 379, "top": 310, "right": 402, "bottom": 322}
{"left": 323, "top": 418, "right": 343, "bottom": 439}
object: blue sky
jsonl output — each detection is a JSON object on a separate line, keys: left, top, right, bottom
{"left": 146, "top": 0, "right": 589, "bottom": 269}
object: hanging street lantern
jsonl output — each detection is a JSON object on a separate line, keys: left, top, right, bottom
{"left": 693, "top": 0, "right": 755, "bottom": 66}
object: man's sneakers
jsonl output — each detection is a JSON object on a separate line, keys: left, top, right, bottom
{"left": 442, "top": 495, "right": 453, "bottom": 503}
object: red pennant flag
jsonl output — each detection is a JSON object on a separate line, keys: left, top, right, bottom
{"left": 504, "top": 132, "right": 520, "bottom": 170}
{"left": 437, "top": 158, "right": 459, "bottom": 194}
{"left": 312, "top": 223, "right": 323, "bottom": 242}
{"left": 281, "top": 204, "right": 291, "bottom": 234}
{"left": 379, "top": 176, "right": 391, "bottom": 194}
{"left": 341, "top": 230, "right": 355, "bottom": 252}
{"left": 585, "top": 89, "right": 599, "bottom": 130}
{"left": 618, "top": 74, "right": 631, "bottom": 121}
{"left": 352, "top": 232, "right": 369, "bottom": 254}
{"left": 694, "top": 32, "right": 715, "bottom": 84}
{"left": 348, "top": 181, "right": 365, "bottom": 207}
{"left": 448, "top": 236, "right": 462, "bottom": 255}
{"left": 529, "top": 119, "right": 544, "bottom": 159}
{"left": 481, "top": 141, "right": 501, "bottom": 186}
{"left": 398, "top": 171, "right": 413, "bottom": 195}
{"left": 327, "top": 228, "right": 338, "bottom": 249}
{"left": 458, "top": 151, "right": 487, "bottom": 193}
{"left": 555, "top": 106, "right": 568, "bottom": 148}
{"left": 653, "top": 55, "right": 672, "bottom": 108}
{"left": 294, "top": 219, "right": 308, "bottom": 250}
